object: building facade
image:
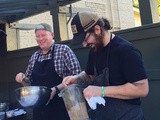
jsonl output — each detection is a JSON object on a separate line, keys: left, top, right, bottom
{"left": 3, "top": 0, "right": 144, "bottom": 50}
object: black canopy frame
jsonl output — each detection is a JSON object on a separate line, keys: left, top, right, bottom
{"left": 0, "top": 0, "right": 79, "bottom": 23}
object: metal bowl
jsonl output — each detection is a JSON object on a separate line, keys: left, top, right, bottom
{"left": 15, "top": 86, "right": 52, "bottom": 108}
{"left": 0, "top": 102, "right": 9, "bottom": 112}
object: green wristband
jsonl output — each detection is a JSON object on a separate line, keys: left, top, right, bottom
{"left": 101, "top": 86, "right": 105, "bottom": 97}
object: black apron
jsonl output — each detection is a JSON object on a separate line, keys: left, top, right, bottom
{"left": 30, "top": 46, "right": 70, "bottom": 120}
{"left": 90, "top": 34, "right": 145, "bottom": 120}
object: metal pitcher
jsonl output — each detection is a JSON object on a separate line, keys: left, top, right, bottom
{"left": 59, "top": 84, "right": 89, "bottom": 120}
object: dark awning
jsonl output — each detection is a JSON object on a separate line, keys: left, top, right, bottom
{"left": 0, "top": 0, "right": 79, "bottom": 23}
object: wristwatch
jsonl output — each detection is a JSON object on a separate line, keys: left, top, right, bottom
{"left": 55, "top": 86, "right": 60, "bottom": 94}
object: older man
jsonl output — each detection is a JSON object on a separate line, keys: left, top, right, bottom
{"left": 15, "top": 23, "right": 81, "bottom": 120}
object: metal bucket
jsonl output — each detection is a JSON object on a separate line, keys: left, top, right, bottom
{"left": 59, "top": 84, "right": 89, "bottom": 120}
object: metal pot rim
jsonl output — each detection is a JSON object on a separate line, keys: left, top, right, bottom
{"left": 15, "top": 86, "right": 52, "bottom": 92}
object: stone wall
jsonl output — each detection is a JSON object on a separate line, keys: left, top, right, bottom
{"left": 6, "top": 0, "right": 135, "bottom": 50}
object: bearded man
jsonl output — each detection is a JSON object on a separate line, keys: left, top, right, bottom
{"left": 62, "top": 12, "right": 149, "bottom": 120}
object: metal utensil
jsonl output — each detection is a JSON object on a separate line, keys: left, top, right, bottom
{"left": 15, "top": 86, "right": 52, "bottom": 108}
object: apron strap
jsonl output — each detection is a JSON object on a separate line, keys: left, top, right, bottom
{"left": 94, "top": 33, "right": 112, "bottom": 86}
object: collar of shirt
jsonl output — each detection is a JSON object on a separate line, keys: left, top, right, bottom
{"left": 39, "top": 44, "right": 54, "bottom": 55}
{"left": 37, "top": 44, "right": 54, "bottom": 62}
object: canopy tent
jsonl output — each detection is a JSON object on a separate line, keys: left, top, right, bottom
{"left": 0, "top": 0, "right": 79, "bottom": 23}
{"left": 0, "top": 0, "right": 80, "bottom": 46}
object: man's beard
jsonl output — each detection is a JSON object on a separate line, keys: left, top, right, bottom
{"left": 91, "top": 33, "right": 104, "bottom": 52}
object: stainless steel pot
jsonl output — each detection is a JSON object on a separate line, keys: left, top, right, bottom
{"left": 15, "top": 86, "right": 52, "bottom": 108}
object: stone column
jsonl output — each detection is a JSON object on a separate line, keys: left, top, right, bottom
{"left": 49, "top": 0, "right": 61, "bottom": 42}
{"left": 139, "top": 0, "right": 153, "bottom": 25}
{"left": 139, "top": 0, "right": 159, "bottom": 25}
{"left": 0, "top": 27, "right": 7, "bottom": 54}
{"left": 150, "top": 0, "right": 159, "bottom": 23}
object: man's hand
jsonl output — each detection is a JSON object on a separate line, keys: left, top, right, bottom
{"left": 15, "top": 72, "right": 25, "bottom": 83}
{"left": 50, "top": 87, "right": 56, "bottom": 100}
{"left": 62, "top": 75, "right": 77, "bottom": 87}
{"left": 83, "top": 85, "right": 102, "bottom": 99}
{"left": 15, "top": 72, "right": 31, "bottom": 86}
{"left": 46, "top": 87, "right": 56, "bottom": 105}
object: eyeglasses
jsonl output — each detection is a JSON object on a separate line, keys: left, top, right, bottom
{"left": 84, "top": 33, "right": 92, "bottom": 42}
{"left": 83, "top": 33, "right": 94, "bottom": 47}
